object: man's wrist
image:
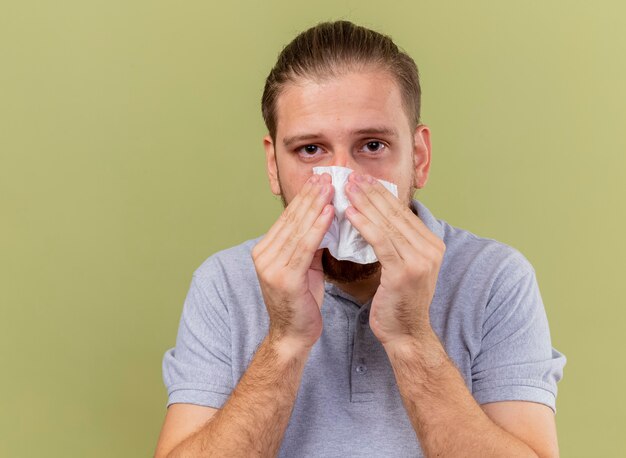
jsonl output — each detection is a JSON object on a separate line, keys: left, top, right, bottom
{"left": 266, "top": 331, "right": 313, "bottom": 363}
{"left": 382, "top": 329, "right": 447, "bottom": 367}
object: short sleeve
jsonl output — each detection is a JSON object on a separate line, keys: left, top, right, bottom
{"left": 471, "top": 265, "right": 566, "bottom": 413}
{"left": 162, "top": 269, "right": 234, "bottom": 409}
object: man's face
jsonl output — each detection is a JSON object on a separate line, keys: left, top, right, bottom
{"left": 263, "top": 68, "right": 431, "bottom": 283}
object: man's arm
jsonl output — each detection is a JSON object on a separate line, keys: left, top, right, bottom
{"left": 155, "top": 404, "right": 218, "bottom": 457}
{"left": 384, "top": 334, "right": 558, "bottom": 457}
{"left": 155, "top": 334, "right": 309, "bottom": 457}
{"left": 481, "top": 401, "right": 559, "bottom": 456}
{"left": 156, "top": 173, "right": 335, "bottom": 457}
{"left": 343, "top": 172, "right": 559, "bottom": 457}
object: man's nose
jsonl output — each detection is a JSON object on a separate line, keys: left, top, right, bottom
{"left": 329, "top": 150, "right": 357, "bottom": 170}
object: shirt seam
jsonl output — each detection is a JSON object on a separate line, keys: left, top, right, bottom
{"left": 472, "top": 378, "right": 556, "bottom": 396}
{"left": 168, "top": 382, "right": 233, "bottom": 396}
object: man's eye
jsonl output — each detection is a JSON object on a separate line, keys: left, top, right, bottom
{"left": 298, "top": 145, "right": 320, "bottom": 155}
{"left": 362, "top": 141, "right": 385, "bottom": 153}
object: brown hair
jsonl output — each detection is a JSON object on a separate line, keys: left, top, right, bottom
{"left": 261, "top": 20, "right": 422, "bottom": 144}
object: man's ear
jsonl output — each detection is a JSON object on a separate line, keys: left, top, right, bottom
{"left": 412, "top": 124, "right": 432, "bottom": 189}
{"left": 263, "top": 134, "right": 282, "bottom": 196}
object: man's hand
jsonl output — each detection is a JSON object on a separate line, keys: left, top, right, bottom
{"left": 252, "top": 173, "right": 335, "bottom": 350}
{"left": 344, "top": 172, "right": 446, "bottom": 346}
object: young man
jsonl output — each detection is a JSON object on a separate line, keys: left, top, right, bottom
{"left": 155, "top": 21, "right": 565, "bottom": 457}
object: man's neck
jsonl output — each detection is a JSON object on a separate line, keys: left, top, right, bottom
{"left": 326, "top": 269, "right": 381, "bottom": 306}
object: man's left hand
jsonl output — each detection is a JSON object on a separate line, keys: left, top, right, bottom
{"left": 344, "top": 172, "right": 446, "bottom": 347}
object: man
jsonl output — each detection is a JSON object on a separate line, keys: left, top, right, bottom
{"left": 155, "top": 21, "right": 566, "bottom": 457}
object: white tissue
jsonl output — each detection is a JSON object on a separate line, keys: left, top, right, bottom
{"left": 313, "top": 166, "right": 398, "bottom": 264}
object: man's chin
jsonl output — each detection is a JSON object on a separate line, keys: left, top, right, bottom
{"left": 321, "top": 248, "right": 380, "bottom": 283}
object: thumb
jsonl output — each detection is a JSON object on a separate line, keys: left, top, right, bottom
{"left": 310, "top": 248, "right": 325, "bottom": 272}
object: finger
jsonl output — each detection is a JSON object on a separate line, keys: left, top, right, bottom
{"left": 254, "top": 174, "right": 325, "bottom": 260}
{"left": 348, "top": 173, "right": 438, "bottom": 249}
{"left": 309, "top": 245, "right": 324, "bottom": 273}
{"left": 256, "top": 173, "right": 333, "bottom": 257}
{"left": 344, "top": 181, "right": 418, "bottom": 261}
{"left": 343, "top": 203, "right": 404, "bottom": 267}
{"left": 348, "top": 173, "right": 438, "bottom": 241}
{"left": 254, "top": 174, "right": 320, "bottom": 255}
{"left": 260, "top": 175, "right": 333, "bottom": 269}
{"left": 273, "top": 180, "right": 333, "bottom": 267}
{"left": 286, "top": 204, "right": 335, "bottom": 272}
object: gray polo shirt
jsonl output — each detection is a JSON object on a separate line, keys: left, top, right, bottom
{"left": 162, "top": 199, "right": 566, "bottom": 457}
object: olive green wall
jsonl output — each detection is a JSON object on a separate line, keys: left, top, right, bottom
{"left": 1, "top": 1, "right": 624, "bottom": 456}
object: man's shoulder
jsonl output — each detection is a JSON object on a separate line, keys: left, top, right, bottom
{"left": 438, "top": 218, "right": 535, "bottom": 288}
{"left": 192, "top": 235, "right": 264, "bottom": 282}
{"left": 415, "top": 199, "right": 533, "bottom": 279}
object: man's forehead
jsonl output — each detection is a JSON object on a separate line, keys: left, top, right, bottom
{"left": 277, "top": 71, "right": 399, "bottom": 109}
{"left": 274, "top": 72, "right": 409, "bottom": 144}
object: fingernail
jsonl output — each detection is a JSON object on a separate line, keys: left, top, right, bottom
{"left": 354, "top": 174, "right": 364, "bottom": 183}
{"left": 310, "top": 175, "right": 320, "bottom": 183}
{"left": 347, "top": 183, "right": 359, "bottom": 193}
{"left": 366, "top": 175, "right": 375, "bottom": 184}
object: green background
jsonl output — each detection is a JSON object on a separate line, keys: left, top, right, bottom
{"left": 1, "top": 1, "right": 624, "bottom": 456}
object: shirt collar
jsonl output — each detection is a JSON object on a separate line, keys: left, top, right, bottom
{"left": 411, "top": 198, "right": 445, "bottom": 241}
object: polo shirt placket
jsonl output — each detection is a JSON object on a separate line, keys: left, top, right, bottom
{"left": 351, "top": 303, "right": 376, "bottom": 403}
{"left": 325, "top": 283, "right": 386, "bottom": 404}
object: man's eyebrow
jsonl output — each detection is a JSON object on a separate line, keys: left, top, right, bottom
{"left": 283, "top": 134, "right": 321, "bottom": 148}
{"left": 282, "top": 127, "right": 398, "bottom": 148}
{"left": 352, "top": 127, "right": 398, "bottom": 138}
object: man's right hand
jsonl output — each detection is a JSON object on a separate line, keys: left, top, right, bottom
{"left": 251, "top": 173, "right": 335, "bottom": 351}
{"left": 159, "top": 181, "right": 333, "bottom": 457}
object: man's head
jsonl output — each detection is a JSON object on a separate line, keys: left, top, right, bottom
{"left": 262, "top": 21, "right": 422, "bottom": 146}
{"left": 261, "top": 20, "right": 432, "bottom": 283}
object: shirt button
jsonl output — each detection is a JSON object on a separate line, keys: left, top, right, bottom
{"left": 355, "top": 364, "right": 368, "bottom": 374}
